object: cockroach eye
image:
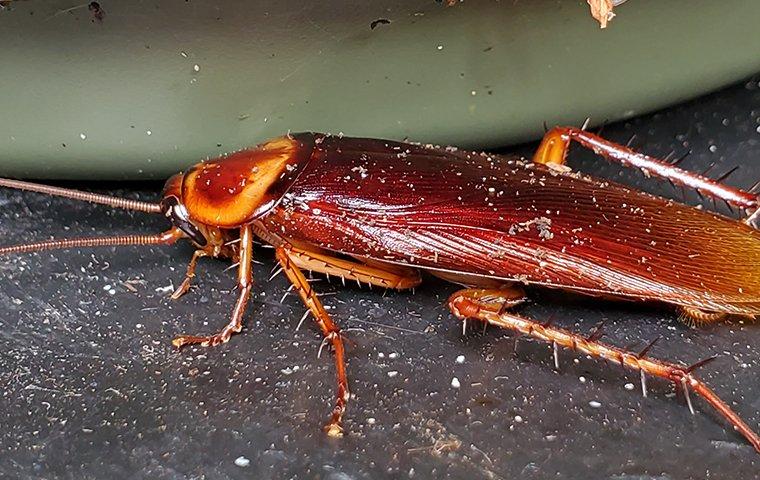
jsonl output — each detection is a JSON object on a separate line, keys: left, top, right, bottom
{"left": 161, "top": 196, "right": 208, "bottom": 247}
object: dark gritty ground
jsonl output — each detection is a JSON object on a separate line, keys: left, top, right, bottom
{"left": 2, "top": 77, "right": 760, "bottom": 479}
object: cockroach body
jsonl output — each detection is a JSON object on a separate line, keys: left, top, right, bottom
{"left": 2, "top": 127, "right": 760, "bottom": 451}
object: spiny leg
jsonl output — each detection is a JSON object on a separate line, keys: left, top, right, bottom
{"left": 275, "top": 245, "right": 350, "bottom": 437}
{"left": 448, "top": 287, "right": 760, "bottom": 453}
{"left": 285, "top": 245, "right": 422, "bottom": 290}
{"left": 678, "top": 306, "right": 727, "bottom": 327}
{"left": 533, "top": 126, "right": 759, "bottom": 214}
{"left": 171, "top": 249, "right": 210, "bottom": 300}
{"left": 172, "top": 225, "right": 254, "bottom": 348}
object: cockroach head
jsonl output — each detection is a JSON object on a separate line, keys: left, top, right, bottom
{"left": 160, "top": 173, "right": 208, "bottom": 247}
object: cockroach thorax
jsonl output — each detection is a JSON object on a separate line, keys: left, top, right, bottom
{"left": 165, "top": 134, "right": 316, "bottom": 229}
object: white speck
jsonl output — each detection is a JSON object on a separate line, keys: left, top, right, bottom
{"left": 108, "top": 289, "right": 116, "bottom": 295}
{"left": 451, "top": 377, "right": 461, "bottom": 388}
{"left": 193, "top": 64, "right": 200, "bottom": 72}
{"left": 579, "top": 376, "right": 587, "bottom": 383}
{"left": 709, "top": 145, "right": 717, "bottom": 153}
{"left": 389, "top": 352, "right": 399, "bottom": 359}
{"left": 514, "top": 415, "right": 523, "bottom": 423}
{"left": 455, "top": 355, "right": 465, "bottom": 364}
{"left": 234, "top": 456, "right": 250, "bottom": 467}
{"left": 79, "top": 133, "right": 87, "bottom": 140}
{"left": 589, "top": 400, "right": 602, "bottom": 408}
{"left": 155, "top": 284, "right": 174, "bottom": 294}
{"left": 436, "top": 44, "right": 443, "bottom": 50}
{"left": 180, "top": 51, "right": 188, "bottom": 58}
{"left": 470, "top": 90, "right": 477, "bottom": 96}
{"left": 387, "top": 371, "right": 398, "bottom": 378}
{"left": 624, "top": 383, "right": 634, "bottom": 391}
{"left": 281, "top": 366, "right": 299, "bottom": 375}
{"left": 146, "top": 130, "right": 152, "bottom": 136}
{"left": 367, "top": 417, "right": 376, "bottom": 425}
{"left": 103, "top": 284, "right": 111, "bottom": 291}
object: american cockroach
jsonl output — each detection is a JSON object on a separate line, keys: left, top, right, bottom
{"left": 2, "top": 127, "right": 760, "bottom": 451}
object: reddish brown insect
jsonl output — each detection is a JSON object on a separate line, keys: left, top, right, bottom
{"left": 2, "top": 127, "right": 760, "bottom": 451}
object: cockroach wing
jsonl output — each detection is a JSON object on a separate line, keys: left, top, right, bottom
{"left": 181, "top": 133, "right": 316, "bottom": 228}
{"left": 264, "top": 135, "right": 760, "bottom": 315}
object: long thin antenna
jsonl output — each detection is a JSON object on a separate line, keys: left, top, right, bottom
{"left": 0, "top": 228, "right": 182, "bottom": 256}
{"left": 0, "top": 177, "right": 162, "bottom": 214}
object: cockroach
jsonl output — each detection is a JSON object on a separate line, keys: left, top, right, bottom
{"left": 2, "top": 127, "right": 760, "bottom": 451}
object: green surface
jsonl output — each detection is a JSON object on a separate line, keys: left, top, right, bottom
{"left": 1, "top": 0, "right": 759, "bottom": 179}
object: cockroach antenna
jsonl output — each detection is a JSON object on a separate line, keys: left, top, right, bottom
{"left": 0, "top": 230, "right": 181, "bottom": 256}
{"left": 0, "top": 178, "right": 180, "bottom": 256}
{"left": 0, "top": 177, "right": 162, "bottom": 214}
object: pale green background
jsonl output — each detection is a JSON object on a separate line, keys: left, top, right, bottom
{"left": 1, "top": 0, "right": 759, "bottom": 179}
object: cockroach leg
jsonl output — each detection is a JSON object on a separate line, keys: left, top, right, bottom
{"left": 448, "top": 287, "right": 760, "bottom": 453}
{"left": 171, "top": 249, "right": 210, "bottom": 300}
{"left": 533, "top": 127, "right": 760, "bottom": 213}
{"left": 286, "top": 246, "right": 422, "bottom": 290}
{"left": 172, "top": 225, "right": 254, "bottom": 348}
{"left": 678, "top": 306, "right": 727, "bottom": 327}
{"left": 275, "top": 246, "right": 349, "bottom": 437}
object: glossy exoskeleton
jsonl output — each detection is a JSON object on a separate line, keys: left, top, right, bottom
{"left": 2, "top": 127, "right": 760, "bottom": 451}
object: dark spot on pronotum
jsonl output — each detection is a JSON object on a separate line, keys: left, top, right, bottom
{"left": 370, "top": 18, "right": 391, "bottom": 30}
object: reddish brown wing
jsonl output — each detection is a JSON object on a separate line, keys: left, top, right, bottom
{"left": 261, "top": 135, "right": 760, "bottom": 315}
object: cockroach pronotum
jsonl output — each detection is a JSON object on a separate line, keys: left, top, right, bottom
{"left": 2, "top": 127, "right": 760, "bottom": 452}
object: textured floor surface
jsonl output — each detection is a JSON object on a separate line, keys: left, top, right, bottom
{"left": 2, "top": 76, "right": 760, "bottom": 479}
